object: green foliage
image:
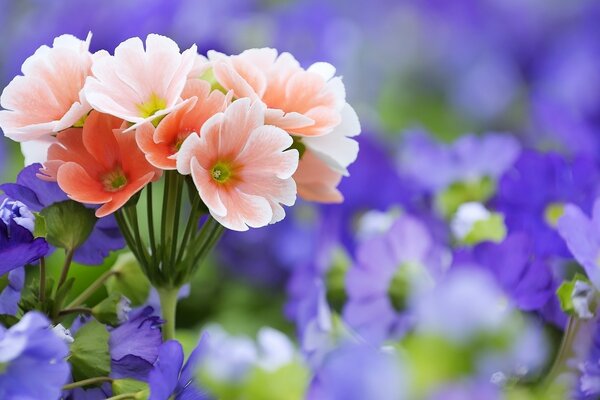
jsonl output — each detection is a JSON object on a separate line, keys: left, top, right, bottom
{"left": 40, "top": 200, "right": 97, "bottom": 250}
{"left": 92, "top": 292, "right": 128, "bottom": 326}
{"left": 556, "top": 273, "right": 591, "bottom": 316}
{"left": 325, "top": 247, "right": 351, "bottom": 313}
{"left": 105, "top": 253, "right": 150, "bottom": 306}
{"left": 112, "top": 379, "right": 149, "bottom": 399}
{"left": 69, "top": 319, "right": 111, "bottom": 381}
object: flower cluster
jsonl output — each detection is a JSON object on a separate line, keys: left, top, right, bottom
{"left": 0, "top": 34, "right": 360, "bottom": 231}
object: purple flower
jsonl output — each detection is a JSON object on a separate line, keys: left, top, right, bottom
{"left": 0, "top": 197, "right": 48, "bottom": 275}
{"left": 453, "top": 233, "right": 558, "bottom": 323}
{"left": 343, "top": 214, "right": 447, "bottom": 344}
{"left": 307, "top": 343, "right": 406, "bottom": 400}
{"left": 399, "top": 131, "right": 521, "bottom": 193}
{"left": 1, "top": 164, "right": 124, "bottom": 265}
{"left": 148, "top": 337, "right": 213, "bottom": 400}
{"left": 557, "top": 199, "right": 600, "bottom": 290}
{"left": 109, "top": 306, "right": 163, "bottom": 381}
{"left": 428, "top": 381, "right": 501, "bottom": 400}
{"left": 494, "top": 150, "right": 600, "bottom": 259}
{"left": 0, "top": 312, "right": 71, "bottom": 400}
{"left": 0, "top": 267, "right": 24, "bottom": 315}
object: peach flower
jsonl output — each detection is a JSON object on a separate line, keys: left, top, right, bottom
{"left": 41, "top": 111, "right": 159, "bottom": 218}
{"left": 0, "top": 34, "right": 93, "bottom": 142}
{"left": 84, "top": 34, "right": 197, "bottom": 131}
{"left": 208, "top": 48, "right": 360, "bottom": 203}
{"left": 176, "top": 98, "right": 299, "bottom": 231}
{"left": 135, "top": 80, "right": 230, "bottom": 170}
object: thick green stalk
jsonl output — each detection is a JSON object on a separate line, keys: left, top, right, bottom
{"left": 157, "top": 287, "right": 179, "bottom": 341}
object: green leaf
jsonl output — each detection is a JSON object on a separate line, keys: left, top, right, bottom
{"left": 105, "top": 253, "right": 151, "bottom": 306}
{"left": 40, "top": 200, "right": 97, "bottom": 250}
{"left": 69, "top": 319, "right": 111, "bottom": 381}
{"left": 33, "top": 212, "right": 47, "bottom": 238}
{"left": 92, "top": 292, "right": 130, "bottom": 326}
{"left": 0, "top": 314, "right": 20, "bottom": 327}
{"left": 112, "top": 378, "right": 149, "bottom": 399}
{"left": 556, "top": 273, "right": 590, "bottom": 315}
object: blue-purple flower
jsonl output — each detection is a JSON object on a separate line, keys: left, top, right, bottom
{"left": 0, "top": 163, "right": 124, "bottom": 265}
{"left": 0, "top": 196, "right": 48, "bottom": 275}
{"left": 343, "top": 214, "right": 447, "bottom": 344}
{"left": 148, "top": 337, "right": 213, "bottom": 400}
{"left": 0, "top": 311, "right": 71, "bottom": 399}
{"left": 109, "top": 306, "right": 163, "bottom": 381}
{"left": 0, "top": 267, "right": 24, "bottom": 315}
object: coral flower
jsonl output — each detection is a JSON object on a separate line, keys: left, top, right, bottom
{"left": 136, "top": 80, "right": 230, "bottom": 169}
{"left": 0, "top": 34, "right": 93, "bottom": 142}
{"left": 176, "top": 98, "right": 299, "bottom": 231}
{"left": 208, "top": 48, "right": 360, "bottom": 202}
{"left": 41, "top": 111, "right": 159, "bottom": 217}
{"left": 84, "top": 34, "right": 197, "bottom": 131}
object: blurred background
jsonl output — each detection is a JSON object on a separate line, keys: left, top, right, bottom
{"left": 2, "top": 0, "right": 600, "bottom": 397}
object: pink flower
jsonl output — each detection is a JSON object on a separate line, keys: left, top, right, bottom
{"left": 84, "top": 34, "right": 197, "bottom": 131}
{"left": 176, "top": 98, "right": 299, "bottom": 231}
{"left": 41, "top": 111, "right": 159, "bottom": 218}
{"left": 208, "top": 48, "right": 360, "bottom": 203}
{"left": 136, "top": 80, "right": 230, "bottom": 170}
{"left": 0, "top": 34, "right": 93, "bottom": 142}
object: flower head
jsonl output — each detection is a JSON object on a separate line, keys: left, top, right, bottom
{"left": 148, "top": 337, "right": 212, "bottom": 400}
{"left": 41, "top": 111, "right": 159, "bottom": 217}
{"left": 0, "top": 312, "right": 71, "bottom": 400}
{"left": 136, "top": 79, "right": 230, "bottom": 170}
{"left": 84, "top": 34, "right": 197, "bottom": 130}
{"left": 208, "top": 48, "right": 360, "bottom": 203}
{"left": 0, "top": 34, "right": 93, "bottom": 142}
{"left": 177, "top": 98, "right": 298, "bottom": 231}
{"left": 0, "top": 197, "right": 48, "bottom": 275}
{"left": 1, "top": 163, "right": 124, "bottom": 264}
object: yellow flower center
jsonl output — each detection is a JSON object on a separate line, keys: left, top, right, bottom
{"left": 137, "top": 93, "right": 167, "bottom": 126}
{"left": 211, "top": 162, "right": 232, "bottom": 183}
{"left": 102, "top": 168, "right": 128, "bottom": 192}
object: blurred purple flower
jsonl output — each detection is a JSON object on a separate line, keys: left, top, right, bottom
{"left": 110, "top": 306, "right": 163, "bottom": 381}
{"left": 399, "top": 131, "right": 520, "bottom": 193}
{"left": 0, "top": 267, "right": 24, "bottom": 315}
{"left": 1, "top": 163, "right": 124, "bottom": 265}
{"left": 428, "top": 381, "right": 501, "bottom": 400}
{"left": 343, "top": 214, "right": 447, "bottom": 344}
{"left": 558, "top": 199, "right": 600, "bottom": 290}
{"left": 453, "top": 233, "right": 560, "bottom": 326}
{"left": 307, "top": 343, "right": 405, "bottom": 400}
{"left": 0, "top": 197, "right": 48, "bottom": 275}
{"left": 148, "top": 337, "right": 213, "bottom": 400}
{"left": 0, "top": 312, "right": 70, "bottom": 400}
{"left": 494, "top": 150, "right": 600, "bottom": 259}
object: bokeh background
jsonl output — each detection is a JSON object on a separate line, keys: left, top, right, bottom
{"left": 2, "top": 0, "right": 600, "bottom": 398}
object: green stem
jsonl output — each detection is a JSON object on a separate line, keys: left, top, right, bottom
{"left": 57, "top": 248, "right": 75, "bottom": 291}
{"left": 66, "top": 269, "right": 117, "bottom": 309}
{"left": 157, "top": 287, "right": 179, "bottom": 341}
{"left": 175, "top": 195, "right": 202, "bottom": 266}
{"left": 105, "top": 394, "right": 138, "bottom": 400}
{"left": 147, "top": 183, "right": 157, "bottom": 268}
{"left": 545, "top": 317, "right": 581, "bottom": 385}
{"left": 63, "top": 376, "right": 113, "bottom": 390}
{"left": 39, "top": 257, "right": 46, "bottom": 303}
{"left": 169, "top": 175, "right": 184, "bottom": 270}
{"left": 58, "top": 307, "right": 92, "bottom": 317}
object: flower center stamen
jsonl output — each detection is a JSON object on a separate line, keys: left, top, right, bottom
{"left": 102, "top": 168, "right": 128, "bottom": 192}
{"left": 211, "top": 162, "right": 232, "bottom": 183}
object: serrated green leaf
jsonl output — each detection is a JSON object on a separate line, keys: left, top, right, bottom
{"left": 69, "top": 319, "right": 111, "bottom": 381}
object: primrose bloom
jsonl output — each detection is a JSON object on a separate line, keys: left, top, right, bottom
{"left": 0, "top": 34, "right": 93, "bottom": 142}
{"left": 208, "top": 48, "right": 360, "bottom": 203}
{"left": 136, "top": 79, "right": 230, "bottom": 169}
{"left": 84, "top": 34, "right": 197, "bottom": 130}
{"left": 177, "top": 98, "right": 299, "bottom": 231}
{"left": 42, "top": 111, "right": 159, "bottom": 217}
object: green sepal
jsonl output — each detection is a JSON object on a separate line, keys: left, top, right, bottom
{"left": 556, "top": 273, "right": 591, "bottom": 315}
{"left": 92, "top": 292, "right": 130, "bottom": 326}
{"left": 112, "top": 378, "right": 149, "bottom": 399}
{"left": 462, "top": 213, "right": 507, "bottom": 245}
{"left": 39, "top": 200, "right": 97, "bottom": 250}
{"left": 69, "top": 319, "right": 111, "bottom": 381}
{"left": 105, "top": 253, "right": 151, "bottom": 306}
